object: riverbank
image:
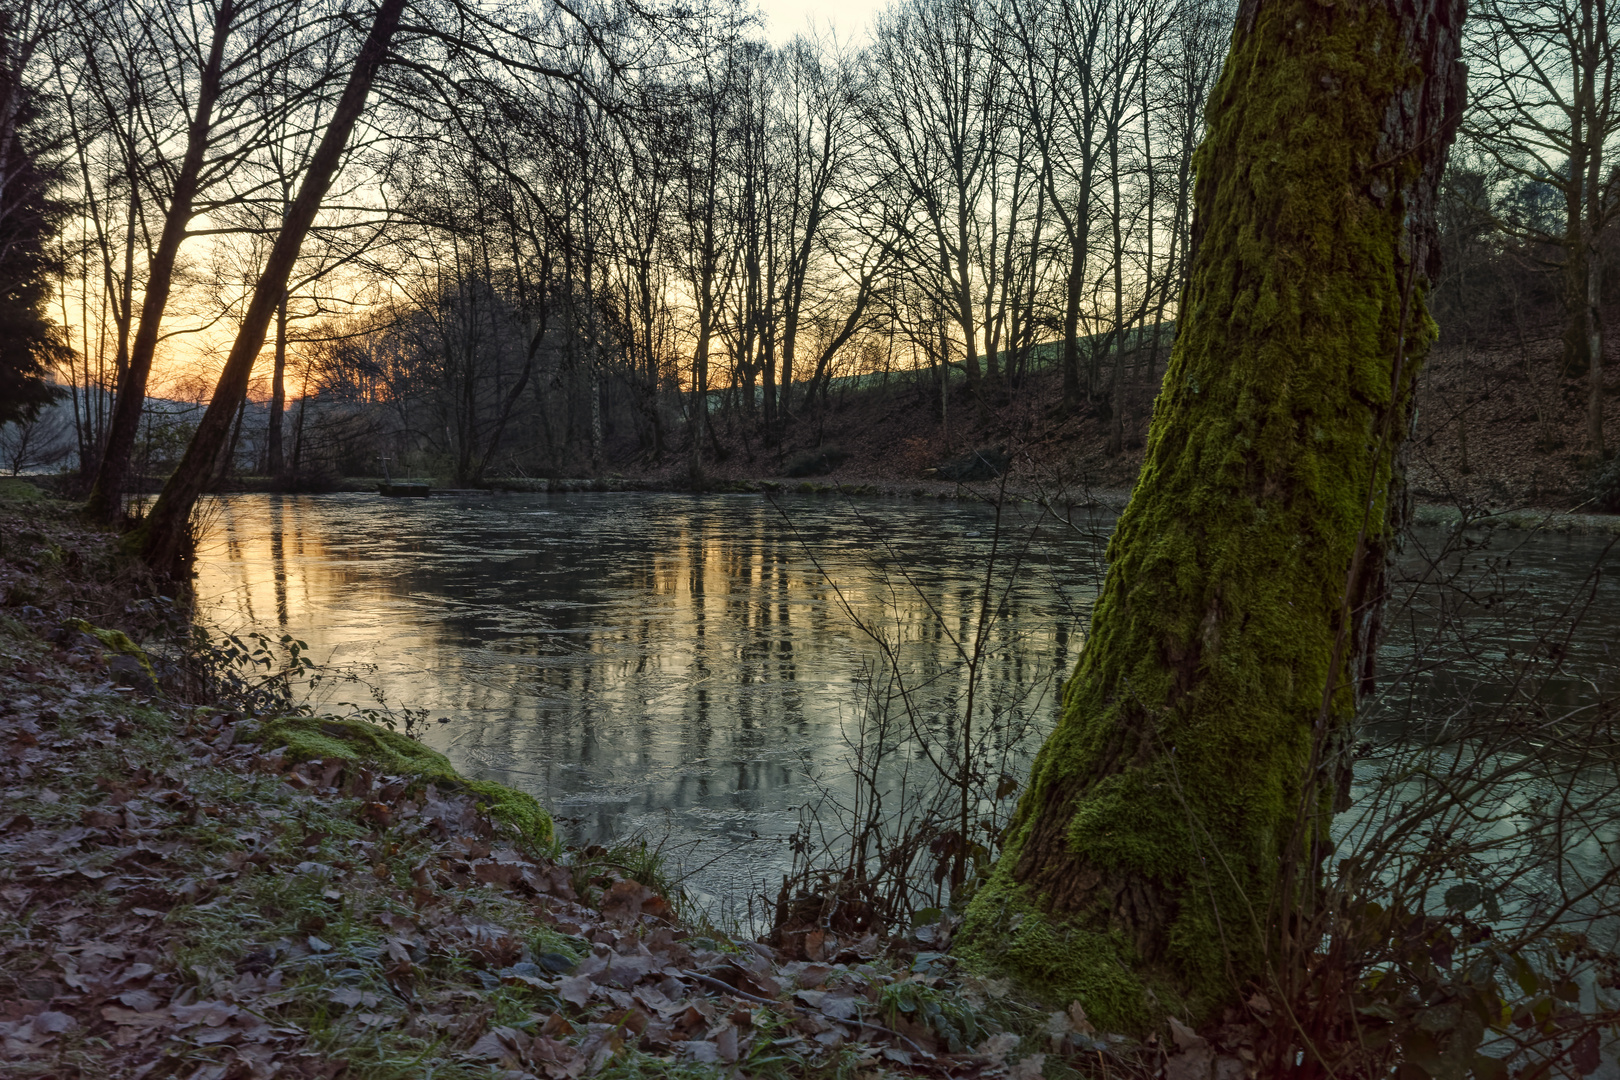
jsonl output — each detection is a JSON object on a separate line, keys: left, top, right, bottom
{"left": 557, "top": 334, "right": 1616, "bottom": 512}
{"left": 187, "top": 471, "right": 1620, "bottom": 534}
{"left": 0, "top": 482, "right": 1163, "bottom": 1079}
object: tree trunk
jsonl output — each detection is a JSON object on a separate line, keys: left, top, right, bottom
{"left": 957, "top": 0, "right": 1465, "bottom": 1031}
{"left": 133, "top": 0, "right": 407, "bottom": 575}
{"left": 1105, "top": 119, "right": 1127, "bottom": 455}
{"left": 268, "top": 289, "right": 288, "bottom": 477}
{"left": 83, "top": 0, "right": 235, "bottom": 522}
{"left": 1060, "top": 239, "right": 1086, "bottom": 405}
{"left": 1564, "top": 229, "right": 1594, "bottom": 378}
{"left": 215, "top": 396, "right": 246, "bottom": 489}
{"left": 1589, "top": 246, "right": 1606, "bottom": 457}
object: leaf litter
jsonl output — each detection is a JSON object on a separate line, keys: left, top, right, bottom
{"left": 0, "top": 497, "right": 1154, "bottom": 1079}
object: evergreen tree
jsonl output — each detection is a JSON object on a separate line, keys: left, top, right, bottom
{"left": 0, "top": 12, "right": 68, "bottom": 428}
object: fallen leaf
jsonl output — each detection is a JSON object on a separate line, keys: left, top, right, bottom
{"left": 683, "top": 1039, "right": 722, "bottom": 1064}
{"left": 100, "top": 1006, "right": 169, "bottom": 1027}
{"left": 1010, "top": 1052, "right": 1046, "bottom": 1080}
{"left": 1168, "top": 1016, "right": 1206, "bottom": 1053}
{"left": 819, "top": 994, "right": 860, "bottom": 1022}
{"left": 538, "top": 951, "right": 577, "bottom": 974}
{"left": 468, "top": 1026, "right": 524, "bottom": 1061}
{"left": 558, "top": 974, "right": 594, "bottom": 1009}
{"left": 328, "top": 986, "right": 381, "bottom": 1009}
{"left": 790, "top": 962, "right": 831, "bottom": 989}
{"left": 169, "top": 1000, "right": 239, "bottom": 1027}
{"left": 977, "top": 1031, "right": 1020, "bottom": 1065}
{"left": 1165, "top": 1045, "right": 1215, "bottom": 1080}
{"left": 595, "top": 953, "right": 657, "bottom": 988}
{"left": 117, "top": 988, "right": 162, "bottom": 1011}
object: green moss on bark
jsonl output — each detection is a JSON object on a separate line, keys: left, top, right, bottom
{"left": 255, "top": 715, "right": 553, "bottom": 847}
{"left": 956, "top": 0, "right": 1462, "bottom": 1031}
{"left": 955, "top": 875, "right": 1156, "bottom": 1031}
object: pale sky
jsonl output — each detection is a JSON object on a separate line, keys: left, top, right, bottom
{"left": 754, "top": 0, "right": 878, "bottom": 45}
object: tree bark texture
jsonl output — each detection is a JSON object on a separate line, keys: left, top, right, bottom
{"left": 134, "top": 0, "right": 407, "bottom": 574}
{"left": 957, "top": 0, "right": 1465, "bottom": 1030}
{"left": 1586, "top": 244, "right": 1607, "bottom": 457}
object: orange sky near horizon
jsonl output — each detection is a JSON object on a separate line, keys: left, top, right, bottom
{"left": 58, "top": 0, "right": 876, "bottom": 405}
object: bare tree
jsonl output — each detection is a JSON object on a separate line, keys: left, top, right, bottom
{"left": 866, "top": 0, "right": 1008, "bottom": 394}
{"left": 0, "top": 406, "right": 76, "bottom": 475}
{"left": 73, "top": 0, "right": 343, "bottom": 519}
{"left": 135, "top": 0, "right": 410, "bottom": 571}
{"left": 670, "top": 20, "right": 749, "bottom": 476}
{"left": 1466, "top": 0, "right": 1620, "bottom": 457}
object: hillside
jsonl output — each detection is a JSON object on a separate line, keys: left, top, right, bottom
{"left": 629, "top": 333, "right": 1617, "bottom": 512}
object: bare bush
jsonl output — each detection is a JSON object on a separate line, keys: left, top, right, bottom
{"left": 0, "top": 405, "right": 74, "bottom": 475}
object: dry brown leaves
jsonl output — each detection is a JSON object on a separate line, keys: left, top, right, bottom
{"left": 0, "top": 617, "right": 1076, "bottom": 1080}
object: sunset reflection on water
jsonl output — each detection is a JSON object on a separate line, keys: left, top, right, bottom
{"left": 190, "top": 490, "right": 1110, "bottom": 910}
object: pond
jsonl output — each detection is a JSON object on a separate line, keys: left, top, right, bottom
{"left": 193, "top": 491, "right": 1115, "bottom": 915}
{"left": 191, "top": 492, "right": 1620, "bottom": 920}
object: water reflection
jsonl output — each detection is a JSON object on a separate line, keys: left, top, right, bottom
{"left": 193, "top": 493, "right": 1619, "bottom": 914}
{"left": 193, "top": 491, "right": 1111, "bottom": 909}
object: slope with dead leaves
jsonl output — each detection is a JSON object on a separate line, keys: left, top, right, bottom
{"left": 0, "top": 485, "right": 1188, "bottom": 1080}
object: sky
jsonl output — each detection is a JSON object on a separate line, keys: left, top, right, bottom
{"left": 84, "top": 0, "right": 885, "bottom": 399}
{"left": 754, "top": 0, "right": 876, "bottom": 45}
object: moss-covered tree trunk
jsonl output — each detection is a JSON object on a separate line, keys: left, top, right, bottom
{"left": 957, "top": 0, "right": 1465, "bottom": 1030}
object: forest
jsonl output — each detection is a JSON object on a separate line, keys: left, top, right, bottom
{"left": 1, "top": 0, "right": 1612, "bottom": 504}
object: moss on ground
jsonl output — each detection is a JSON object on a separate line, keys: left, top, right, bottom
{"left": 0, "top": 478, "right": 45, "bottom": 502}
{"left": 65, "top": 617, "right": 159, "bottom": 684}
{"left": 255, "top": 714, "right": 553, "bottom": 847}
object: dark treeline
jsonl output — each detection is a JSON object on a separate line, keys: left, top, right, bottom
{"left": 1, "top": 0, "right": 1616, "bottom": 495}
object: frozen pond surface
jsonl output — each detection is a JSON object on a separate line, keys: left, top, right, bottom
{"left": 192, "top": 491, "right": 1620, "bottom": 918}
{"left": 193, "top": 491, "right": 1112, "bottom": 913}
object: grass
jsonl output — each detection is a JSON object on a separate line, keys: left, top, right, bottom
{"left": 0, "top": 477, "right": 46, "bottom": 502}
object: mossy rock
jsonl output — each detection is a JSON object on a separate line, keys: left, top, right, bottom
{"left": 67, "top": 618, "right": 159, "bottom": 687}
{"left": 255, "top": 715, "right": 553, "bottom": 846}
